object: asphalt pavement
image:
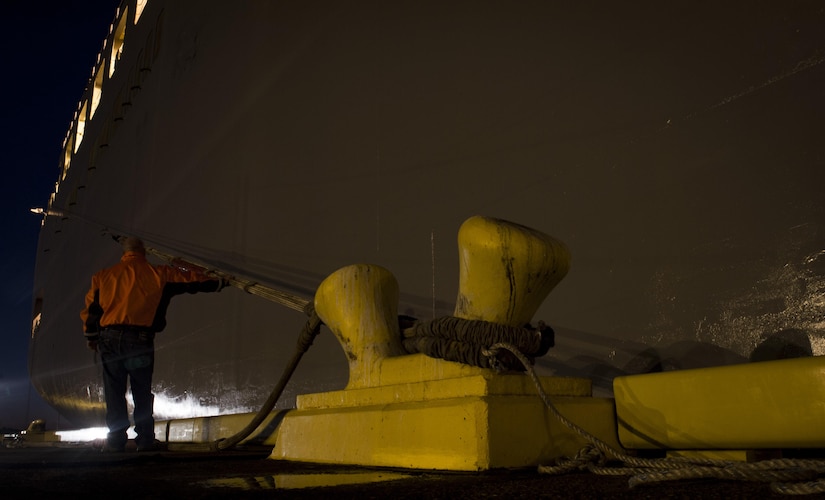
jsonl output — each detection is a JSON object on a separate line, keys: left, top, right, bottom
{"left": 1, "top": 442, "right": 813, "bottom": 499}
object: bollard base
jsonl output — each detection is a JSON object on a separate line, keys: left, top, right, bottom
{"left": 269, "top": 354, "right": 620, "bottom": 470}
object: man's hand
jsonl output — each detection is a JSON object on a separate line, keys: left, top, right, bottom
{"left": 86, "top": 340, "right": 98, "bottom": 352}
{"left": 218, "top": 277, "right": 234, "bottom": 291}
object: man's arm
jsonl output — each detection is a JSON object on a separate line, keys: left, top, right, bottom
{"left": 148, "top": 278, "right": 226, "bottom": 333}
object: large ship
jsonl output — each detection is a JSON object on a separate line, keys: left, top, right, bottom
{"left": 31, "top": 0, "right": 825, "bottom": 429}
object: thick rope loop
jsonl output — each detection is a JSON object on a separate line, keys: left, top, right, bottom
{"left": 538, "top": 444, "right": 605, "bottom": 474}
{"left": 771, "top": 480, "right": 825, "bottom": 495}
{"left": 402, "top": 316, "right": 553, "bottom": 370}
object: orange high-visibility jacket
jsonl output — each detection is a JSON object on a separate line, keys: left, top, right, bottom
{"left": 81, "top": 251, "right": 220, "bottom": 336}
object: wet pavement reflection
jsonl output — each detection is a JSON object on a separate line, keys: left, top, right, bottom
{"left": 202, "top": 470, "right": 414, "bottom": 491}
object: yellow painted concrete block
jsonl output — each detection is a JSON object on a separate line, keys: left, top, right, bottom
{"left": 375, "top": 352, "right": 491, "bottom": 385}
{"left": 375, "top": 353, "right": 592, "bottom": 396}
{"left": 666, "top": 450, "right": 777, "bottom": 462}
{"left": 297, "top": 357, "right": 591, "bottom": 410}
{"left": 271, "top": 398, "right": 489, "bottom": 470}
{"left": 270, "top": 374, "right": 618, "bottom": 470}
{"left": 486, "top": 395, "right": 619, "bottom": 469}
{"left": 614, "top": 356, "right": 825, "bottom": 450}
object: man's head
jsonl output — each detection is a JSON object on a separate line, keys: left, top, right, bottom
{"left": 122, "top": 236, "right": 145, "bottom": 254}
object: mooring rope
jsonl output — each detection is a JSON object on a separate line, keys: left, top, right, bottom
{"left": 45, "top": 207, "right": 313, "bottom": 312}
{"left": 107, "top": 231, "right": 310, "bottom": 312}
{"left": 402, "top": 316, "right": 554, "bottom": 371}
{"left": 483, "top": 342, "right": 825, "bottom": 495}
{"left": 213, "top": 305, "right": 322, "bottom": 450}
{"left": 141, "top": 243, "right": 310, "bottom": 313}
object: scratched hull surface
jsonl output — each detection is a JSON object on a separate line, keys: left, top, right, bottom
{"left": 31, "top": 1, "right": 825, "bottom": 427}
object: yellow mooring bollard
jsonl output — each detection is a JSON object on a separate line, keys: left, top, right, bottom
{"left": 455, "top": 215, "right": 571, "bottom": 325}
{"left": 269, "top": 216, "right": 620, "bottom": 470}
{"left": 313, "top": 264, "right": 405, "bottom": 389}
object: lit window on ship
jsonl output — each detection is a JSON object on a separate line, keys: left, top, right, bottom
{"left": 135, "top": 0, "right": 147, "bottom": 24}
{"left": 74, "top": 100, "right": 87, "bottom": 154}
{"left": 90, "top": 62, "right": 105, "bottom": 118}
{"left": 108, "top": 7, "right": 128, "bottom": 78}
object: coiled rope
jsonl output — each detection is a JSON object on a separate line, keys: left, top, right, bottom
{"left": 402, "top": 316, "right": 554, "bottom": 371}
{"left": 483, "top": 342, "right": 825, "bottom": 496}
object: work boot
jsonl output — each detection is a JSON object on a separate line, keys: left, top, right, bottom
{"left": 136, "top": 439, "right": 164, "bottom": 452}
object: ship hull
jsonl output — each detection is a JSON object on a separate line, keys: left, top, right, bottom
{"left": 31, "top": 0, "right": 825, "bottom": 427}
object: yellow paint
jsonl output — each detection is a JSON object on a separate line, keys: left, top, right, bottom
{"left": 666, "top": 450, "right": 778, "bottom": 462}
{"left": 296, "top": 355, "right": 591, "bottom": 410}
{"left": 614, "top": 356, "right": 825, "bottom": 450}
{"left": 454, "top": 215, "right": 571, "bottom": 325}
{"left": 314, "top": 264, "right": 405, "bottom": 389}
{"left": 375, "top": 350, "right": 576, "bottom": 391}
{"left": 270, "top": 377, "right": 619, "bottom": 470}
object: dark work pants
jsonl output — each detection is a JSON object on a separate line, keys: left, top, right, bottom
{"left": 98, "top": 329, "right": 156, "bottom": 449}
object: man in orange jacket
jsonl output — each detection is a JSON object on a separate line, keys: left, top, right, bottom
{"left": 81, "top": 237, "right": 225, "bottom": 452}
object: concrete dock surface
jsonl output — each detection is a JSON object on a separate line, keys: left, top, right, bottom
{"left": 0, "top": 443, "right": 808, "bottom": 499}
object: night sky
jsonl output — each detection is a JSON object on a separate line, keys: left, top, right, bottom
{"left": 0, "top": 1, "right": 121, "bottom": 430}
